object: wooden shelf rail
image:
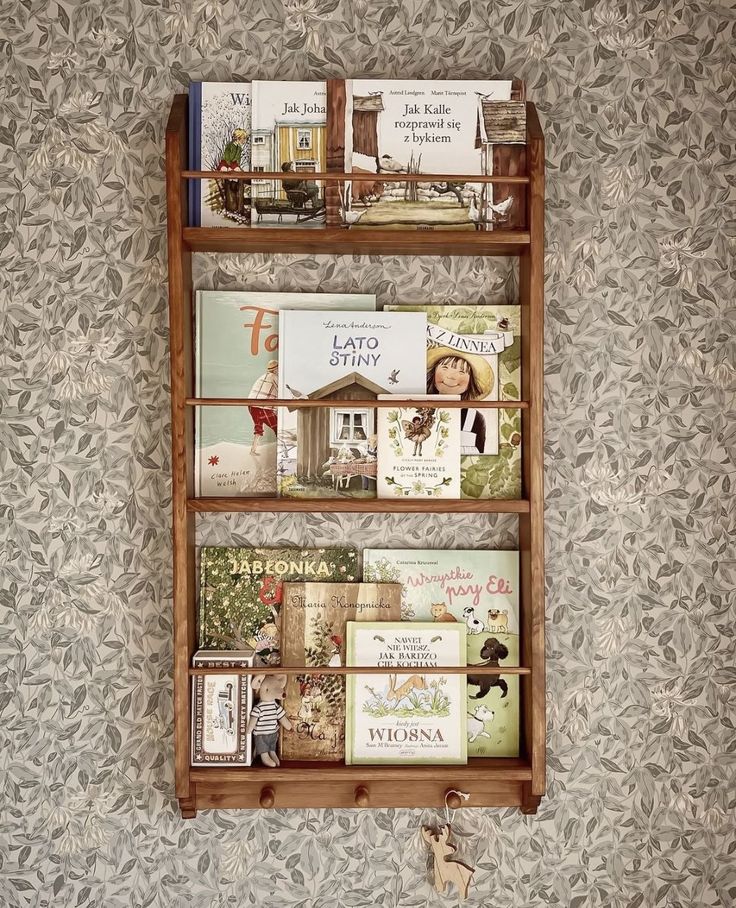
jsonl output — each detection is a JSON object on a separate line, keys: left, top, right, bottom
{"left": 186, "top": 397, "right": 528, "bottom": 409}
{"left": 189, "top": 665, "right": 531, "bottom": 677}
{"left": 183, "top": 170, "right": 530, "bottom": 184}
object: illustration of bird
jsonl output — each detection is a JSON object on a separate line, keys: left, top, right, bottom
{"left": 402, "top": 408, "right": 436, "bottom": 456}
{"left": 388, "top": 369, "right": 400, "bottom": 385}
{"left": 378, "top": 154, "right": 406, "bottom": 173}
{"left": 488, "top": 196, "right": 514, "bottom": 217}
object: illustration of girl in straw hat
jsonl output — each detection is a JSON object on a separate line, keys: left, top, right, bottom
{"left": 426, "top": 347, "right": 494, "bottom": 455}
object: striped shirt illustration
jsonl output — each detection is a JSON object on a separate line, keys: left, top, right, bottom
{"left": 250, "top": 701, "right": 285, "bottom": 734}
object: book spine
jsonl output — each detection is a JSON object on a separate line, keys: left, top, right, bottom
{"left": 188, "top": 82, "right": 201, "bottom": 227}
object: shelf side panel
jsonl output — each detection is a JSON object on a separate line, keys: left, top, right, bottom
{"left": 166, "top": 94, "right": 196, "bottom": 800}
{"left": 518, "top": 101, "right": 546, "bottom": 801}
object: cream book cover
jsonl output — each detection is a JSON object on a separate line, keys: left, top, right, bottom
{"left": 376, "top": 394, "right": 461, "bottom": 498}
{"left": 346, "top": 622, "right": 467, "bottom": 765}
{"left": 280, "top": 582, "right": 401, "bottom": 761}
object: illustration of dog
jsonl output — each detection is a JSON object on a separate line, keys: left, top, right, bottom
{"left": 467, "top": 705, "right": 495, "bottom": 742}
{"left": 468, "top": 637, "right": 509, "bottom": 700}
{"left": 487, "top": 609, "right": 509, "bottom": 633}
{"left": 462, "top": 606, "right": 485, "bottom": 635}
{"left": 430, "top": 602, "right": 457, "bottom": 623}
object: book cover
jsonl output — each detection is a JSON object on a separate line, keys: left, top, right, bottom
{"left": 251, "top": 81, "right": 327, "bottom": 228}
{"left": 276, "top": 310, "right": 427, "bottom": 498}
{"left": 198, "top": 546, "right": 359, "bottom": 660}
{"left": 339, "top": 79, "right": 523, "bottom": 231}
{"left": 363, "top": 549, "right": 520, "bottom": 757}
{"left": 280, "top": 581, "right": 402, "bottom": 761}
{"left": 385, "top": 304, "right": 521, "bottom": 499}
{"left": 345, "top": 622, "right": 467, "bottom": 765}
{"left": 377, "top": 395, "right": 461, "bottom": 498}
{"left": 190, "top": 82, "right": 251, "bottom": 227}
{"left": 195, "top": 291, "right": 375, "bottom": 497}
{"left": 191, "top": 650, "right": 253, "bottom": 766}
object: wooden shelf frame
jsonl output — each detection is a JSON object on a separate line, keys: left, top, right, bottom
{"left": 166, "top": 90, "right": 545, "bottom": 818}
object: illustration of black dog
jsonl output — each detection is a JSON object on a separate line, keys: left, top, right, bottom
{"left": 468, "top": 637, "right": 509, "bottom": 699}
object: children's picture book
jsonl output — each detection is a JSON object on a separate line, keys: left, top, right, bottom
{"left": 338, "top": 79, "right": 524, "bottom": 231}
{"left": 189, "top": 82, "right": 251, "bottom": 227}
{"left": 251, "top": 81, "right": 327, "bottom": 228}
{"left": 191, "top": 650, "right": 254, "bottom": 766}
{"left": 345, "top": 622, "right": 467, "bottom": 764}
{"left": 195, "top": 291, "right": 375, "bottom": 497}
{"left": 276, "top": 310, "right": 428, "bottom": 498}
{"left": 386, "top": 304, "right": 521, "bottom": 499}
{"left": 280, "top": 582, "right": 402, "bottom": 761}
{"left": 198, "top": 547, "right": 358, "bottom": 661}
{"left": 363, "top": 549, "right": 520, "bottom": 758}
{"left": 377, "top": 395, "right": 461, "bottom": 498}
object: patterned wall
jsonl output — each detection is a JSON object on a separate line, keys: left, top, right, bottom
{"left": 1, "top": 1, "right": 734, "bottom": 906}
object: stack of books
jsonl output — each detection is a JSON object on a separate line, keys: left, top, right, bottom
{"left": 189, "top": 79, "right": 526, "bottom": 231}
{"left": 192, "top": 546, "right": 520, "bottom": 766}
{"left": 195, "top": 292, "right": 522, "bottom": 502}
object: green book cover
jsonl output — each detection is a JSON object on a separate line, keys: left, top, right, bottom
{"left": 384, "top": 305, "right": 521, "bottom": 499}
{"left": 345, "top": 621, "right": 467, "bottom": 765}
{"left": 195, "top": 291, "right": 375, "bottom": 497}
{"left": 198, "top": 546, "right": 358, "bottom": 658}
{"left": 364, "top": 549, "right": 520, "bottom": 758}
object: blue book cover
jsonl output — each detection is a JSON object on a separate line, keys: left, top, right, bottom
{"left": 188, "top": 82, "right": 202, "bottom": 227}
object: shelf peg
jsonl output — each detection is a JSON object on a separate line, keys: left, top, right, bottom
{"left": 445, "top": 789, "right": 463, "bottom": 810}
{"left": 354, "top": 785, "right": 370, "bottom": 808}
{"left": 259, "top": 786, "right": 275, "bottom": 809}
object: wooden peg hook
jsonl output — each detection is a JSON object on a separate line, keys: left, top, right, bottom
{"left": 445, "top": 789, "right": 463, "bottom": 810}
{"left": 259, "top": 786, "right": 275, "bottom": 808}
{"left": 354, "top": 785, "right": 370, "bottom": 808}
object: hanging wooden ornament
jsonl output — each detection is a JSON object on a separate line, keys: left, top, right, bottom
{"left": 421, "top": 790, "right": 475, "bottom": 901}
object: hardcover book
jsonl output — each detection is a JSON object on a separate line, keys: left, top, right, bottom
{"left": 377, "top": 395, "right": 461, "bottom": 498}
{"left": 191, "top": 650, "right": 253, "bottom": 766}
{"left": 189, "top": 82, "right": 251, "bottom": 227}
{"left": 338, "top": 79, "right": 524, "bottom": 231}
{"left": 363, "top": 549, "right": 520, "bottom": 757}
{"left": 276, "top": 310, "right": 428, "bottom": 498}
{"left": 280, "top": 581, "right": 402, "bottom": 761}
{"left": 345, "top": 622, "right": 467, "bottom": 765}
{"left": 195, "top": 291, "right": 375, "bottom": 497}
{"left": 198, "top": 546, "right": 358, "bottom": 660}
{"left": 251, "top": 81, "right": 327, "bottom": 228}
{"left": 385, "top": 304, "right": 521, "bottom": 499}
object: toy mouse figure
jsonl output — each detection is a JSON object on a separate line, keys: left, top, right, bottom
{"left": 246, "top": 674, "right": 292, "bottom": 767}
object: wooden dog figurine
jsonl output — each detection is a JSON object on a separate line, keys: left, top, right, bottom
{"left": 421, "top": 825, "right": 475, "bottom": 900}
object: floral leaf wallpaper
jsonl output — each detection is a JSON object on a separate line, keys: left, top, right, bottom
{"left": 1, "top": 1, "right": 735, "bottom": 906}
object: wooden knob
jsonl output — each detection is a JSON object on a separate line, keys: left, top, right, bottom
{"left": 354, "top": 785, "right": 370, "bottom": 808}
{"left": 259, "top": 786, "right": 275, "bottom": 809}
{"left": 445, "top": 790, "right": 462, "bottom": 810}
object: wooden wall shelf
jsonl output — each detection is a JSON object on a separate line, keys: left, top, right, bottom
{"left": 166, "top": 87, "right": 545, "bottom": 818}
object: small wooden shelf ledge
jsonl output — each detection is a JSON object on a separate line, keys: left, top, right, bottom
{"left": 191, "top": 758, "right": 533, "bottom": 784}
{"left": 183, "top": 227, "right": 530, "bottom": 257}
{"left": 189, "top": 665, "right": 531, "bottom": 677}
{"left": 186, "top": 397, "right": 528, "bottom": 409}
{"left": 187, "top": 497, "right": 530, "bottom": 514}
